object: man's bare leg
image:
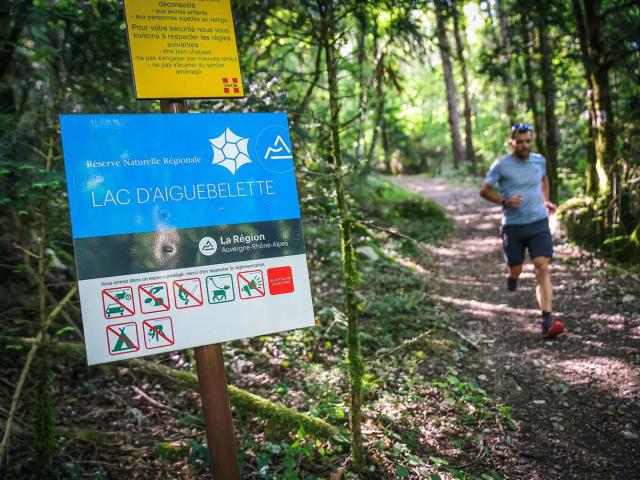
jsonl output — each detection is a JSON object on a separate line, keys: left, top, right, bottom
{"left": 533, "top": 256, "right": 552, "bottom": 311}
{"left": 533, "top": 256, "right": 564, "bottom": 337}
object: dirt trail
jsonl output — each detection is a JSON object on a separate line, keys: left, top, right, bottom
{"left": 391, "top": 176, "right": 640, "bottom": 479}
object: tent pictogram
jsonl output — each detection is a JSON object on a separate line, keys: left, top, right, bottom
{"left": 173, "top": 278, "right": 204, "bottom": 309}
{"left": 138, "top": 282, "right": 170, "bottom": 314}
{"left": 142, "top": 317, "right": 175, "bottom": 350}
{"left": 206, "top": 274, "right": 235, "bottom": 304}
{"left": 106, "top": 321, "right": 139, "bottom": 356}
{"left": 237, "top": 270, "right": 265, "bottom": 300}
{"left": 102, "top": 286, "right": 135, "bottom": 319}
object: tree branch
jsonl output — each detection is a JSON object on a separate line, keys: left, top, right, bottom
{"left": 0, "top": 284, "right": 78, "bottom": 467}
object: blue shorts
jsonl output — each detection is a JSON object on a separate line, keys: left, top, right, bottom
{"left": 500, "top": 218, "right": 553, "bottom": 267}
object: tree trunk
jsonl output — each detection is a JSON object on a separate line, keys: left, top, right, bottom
{"left": 374, "top": 31, "right": 390, "bottom": 170}
{"left": 377, "top": 57, "right": 390, "bottom": 171}
{"left": 0, "top": 0, "right": 33, "bottom": 115}
{"left": 367, "top": 25, "right": 388, "bottom": 170}
{"left": 435, "top": 0, "right": 464, "bottom": 169}
{"left": 318, "top": 0, "right": 365, "bottom": 470}
{"left": 0, "top": 337, "right": 345, "bottom": 441}
{"left": 573, "top": 0, "right": 619, "bottom": 227}
{"left": 570, "top": 0, "right": 601, "bottom": 195}
{"left": 538, "top": 19, "right": 559, "bottom": 203}
{"left": 451, "top": 0, "right": 476, "bottom": 173}
{"left": 495, "top": 0, "right": 517, "bottom": 124}
{"left": 355, "top": 3, "right": 368, "bottom": 161}
{"left": 520, "top": 9, "right": 545, "bottom": 157}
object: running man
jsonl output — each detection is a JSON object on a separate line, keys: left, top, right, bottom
{"left": 479, "top": 124, "right": 565, "bottom": 338}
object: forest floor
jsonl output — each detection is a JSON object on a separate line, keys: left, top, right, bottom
{"left": 390, "top": 175, "right": 640, "bottom": 479}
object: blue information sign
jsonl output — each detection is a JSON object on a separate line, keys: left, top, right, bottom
{"left": 61, "top": 113, "right": 300, "bottom": 239}
{"left": 60, "top": 113, "right": 314, "bottom": 365}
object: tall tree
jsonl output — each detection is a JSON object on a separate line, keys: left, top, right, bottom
{"left": 435, "top": 0, "right": 464, "bottom": 169}
{"left": 355, "top": 3, "right": 369, "bottom": 161}
{"left": 451, "top": 0, "right": 476, "bottom": 173}
{"left": 519, "top": 7, "right": 545, "bottom": 157}
{"left": 571, "top": 0, "right": 614, "bottom": 199}
{"left": 371, "top": 24, "right": 391, "bottom": 170}
{"left": 0, "top": 0, "right": 33, "bottom": 115}
{"left": 495, "top": 0, "right": 517, "bottom": 124}
{"left": 537, "top": 16, "right": 559, "bottom": 202}
{"left": 318, "top": 0, "right": 365, "bottom": 470}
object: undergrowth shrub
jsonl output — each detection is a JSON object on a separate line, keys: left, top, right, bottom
{"left": 558, "top": 195, "right": 640, "bottom": 264}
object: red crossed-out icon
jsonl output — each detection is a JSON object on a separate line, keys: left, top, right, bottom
{"left": 106, "top": 321, "right": 140, "bottom": 356}
{"left": 102, "top": 286, "right": 135, "bottom": 319}
{"left": 237, "top": 270, "right": 265, "bottom": 300}
{"left": 142, "top": 317, "right": 175, "bottom": 350}
{"left": 138, "top": 282, "right": 170, "bottom": 314}
{"left": 173, "top": 278, "right": 204, "bottom": 309}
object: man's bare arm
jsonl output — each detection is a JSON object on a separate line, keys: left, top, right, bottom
{"left": 480, "top": 184, "right": 522, "bottom": 207}
{"left": 541, "top": 175, "right": 550, "bottom": 203}
{"left": 541, "top": 175, "right": 556, "bottom": 213}
{"left": 480, "top": 183, "right": 502, "bottom": 204}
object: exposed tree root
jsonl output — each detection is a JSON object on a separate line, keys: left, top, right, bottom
{"left": 0, "top": 337, "right": 344, "bottom": 442}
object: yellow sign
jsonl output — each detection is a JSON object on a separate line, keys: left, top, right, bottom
{"left": 123, "top": 0, "right": 243, "bottom": 99}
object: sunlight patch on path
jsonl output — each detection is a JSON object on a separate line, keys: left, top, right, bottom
{"left": 554, "top": 356, "right": 640, "bottom": 399}
{"left": 436, "top": 295, "right": 540, "bottom": 317}
{"left": 430, "top": 237, "right": 501, "bottom": 259}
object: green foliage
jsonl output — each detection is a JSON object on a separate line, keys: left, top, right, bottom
{"left": 244, "top": 427, "right": 334, "bottom": 480}
{"left": 432, "top": 371, "right": 515, "bottom": 430}
{"left": 558, "top": 196, "right": 640, "bottom": 264}
{"left": 155, "top": 441, "right": 190, "bottom": 462}
{"left": 187, "top": 438, "right": 211, "bottom": 471}
{"left": 31, "top": 346, "right": 56, "bottom": 477}
{"left": 351, "top": 175, "right": 452, "bottom": 243}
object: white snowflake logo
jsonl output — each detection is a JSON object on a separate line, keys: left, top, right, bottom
{"left": 209, "top": 128, "right": 251, "bottom": 175}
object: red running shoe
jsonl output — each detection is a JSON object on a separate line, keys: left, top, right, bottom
{"left": 542, "top": 317, "right": 565, "bottom": 339}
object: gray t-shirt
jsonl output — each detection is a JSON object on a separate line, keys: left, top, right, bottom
{"left": 484, "top": 153, "right": 548, "bottom": 225}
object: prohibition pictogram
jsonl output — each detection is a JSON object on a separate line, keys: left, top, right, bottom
{"left": 173, "top": 278, "right": 204, "bottom": 309}
{"left": 102, "top": 286, "right": 135, "bottom": 319}
{"left": 138, "top": 282, "right": 170, "bottom": 314}
{"left": 237, "top": 270, "right": 265, "bottom": 300}
{"left": 106, "top": 321, "right": 139, "bottom": 356}
{"left": 142, "top": 317, "right": 175, "bottom": 350}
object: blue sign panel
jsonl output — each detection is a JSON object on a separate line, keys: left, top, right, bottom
{"left": 60, "top": 113, "right": 300, "bottom": 239}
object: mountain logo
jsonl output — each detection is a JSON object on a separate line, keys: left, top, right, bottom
{"left": 263, "top": 135, "right": 292, "bottom": 160}
{"left": 209, "top": 128, "right": 251, "bottom": 175}
{"left": 198, "top": 237, "right": 217, "bottom": 256}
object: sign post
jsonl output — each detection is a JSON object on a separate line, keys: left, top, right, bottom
{"left": 194, "top": 343, "right": 240, "bottom": 478}
{"left": 60, "top": 111, "right": 315, "bottom": 478}
{"left": 160, "top": 98, "right": 240, "bottom": 478}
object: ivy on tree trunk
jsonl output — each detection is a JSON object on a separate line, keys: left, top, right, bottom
{"left": 318, "top": 0, "right": 365, "bottom": 470}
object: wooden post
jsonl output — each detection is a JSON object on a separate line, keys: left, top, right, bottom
{"left": 160, "top": 99, "right": 241, "bottom": 479}
{"left": 194, "top": 344, "right": 241, "bottom": 479}
{"left": 159, "top": 99, "right": 189, "bottom": 113}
